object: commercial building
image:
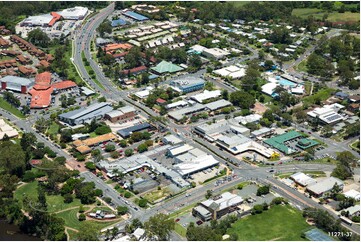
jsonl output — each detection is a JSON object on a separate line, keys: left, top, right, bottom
{"left": 193, "top": 192, "right": 243, "bottom": 220}
{"left": 169, "top": 77, "right": 205, "bottom": 93}
{"left": 166, "top": 100, "right": 188, "bottom": 110}
{"left": 0, "top": 118, "right": 19, "bottom": 140}
{"left": 343, "top": 189, "right": 360, "bottom": 201}
{"left": 213, "top": 65, "right": 246, "bottom": 79}
{"left": 173, "top": 147, "right": 219, "bottom": 176}
{"left": 168, "top": 103, "right": 205, "bottom": 121}
{"left": 306, "top": 177, "right": 344, "bottom": 197}
{"left": 193, "top": 119, "right": 250, "bottom": 142}
{"left": 167, "top": 144, "right": 193, "bottom": 157}
{"left": 205, "top": 99, "right": 232, "bottom": 111}
{"left": 250, "top": 127, "right": 274, "bottom": 138}
{"left": 59, "top": 102, "right": 113, "bottom": 126}
{"left": 73, "top": 133, "right": 117, "bottom": 154}
{"left": 290, "top": 172, "right": 317, "bottom": 187}
{"left": 162, "top": 134, "right": 183, "bottom": 145}
{"left": 190, "top": 90, "right": 221, "bottom": 103}
{"left": 234, "top": 114, "right": 262, "bottom": 125}
{"left": 57, "top": 7, "right": 88, "bottom": 20}
{"left": 264, "top": 130, "right": 303, "bottom": 155}
{"left": 122, "top": 11, "right": 149, "bottom": 21}
{"left": 134, "top": 87, "right": 154, "bottom": 99}
{"left": 151, "top": 60, "right": 184, "bottom": 75}
{"left": 216, "top": 134, "right": 275, "bottom": 158}
{"left": 202, "top": 47, "right": 230, "bottom": 59}
{"left": 307, "top": 103, "right": 345, "bottom": 125}
{"left": 0, "top": 75, "right": 34, "bottom": 93}
{"left": 21, "top": 12, "right": 62, "bottom": 27}
{"left": 105, "top": 106, "right": 136, "bottom": 123}
{"left": 117, "top": 123, "right": 152, "bottom": 138}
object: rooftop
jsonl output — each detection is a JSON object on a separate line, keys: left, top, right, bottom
{"left": 201, "top": 192, "right": 243, "bottom": 211}
{"left": 151, "top": 60, "right": 183, "bottom": 74}
{"left": 307, "top": 177, "right": 343, "bottom": 195}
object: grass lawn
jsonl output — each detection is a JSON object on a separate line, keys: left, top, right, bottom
{"left": 56, "top": 207, "right": 121, "bottom": 231}
{"left": 168, "top": 203, "right": 197, "bottom": 220}
{"left": 174, "top": 223, "right": 187, "bottom": 237}
{"left": 0, "top": 97, "right": 25, "bottom": 118}
{"left": 143, "top": 187, "right": 172, "bottom": 203}
{"left": 66, "top": 229, "right": 78, "bottom": 240}
{"left": 297, "top": 60, "right": 308, "bottom": 73}
{"left": 304, "top": 171, "right": 326, "bottom": 178}
{"left": 292, "top": 8, "right": 360, "bottom": 22}
{"left": 303, "top": 88, "right": 335, "bottom": 106}
{"left": 82, "top": 51, "right": 105, "bottom": 90}
{"left": 48, "top": 122, "right": 60, "bottom": 135}
{"left": 15, "top": 181, "right": 83, "bottom": 213}
{"left": 227, "top": 205, "right": 312, "bottom": 241}
{"left": 89, "top": 132, "right": 98, "bottom": 138}
{"left": 351, "top": 140, "right": 360, "bottom": 151}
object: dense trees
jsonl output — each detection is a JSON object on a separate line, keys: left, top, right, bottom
{"left": 97, "top": 20, "right": 112, "bottom": 37}
{"left": 230, "top": 91, "right": 256, "bottom": 109}
{"left": 144, "top": 213, "right": 175, "bottom": 240}
{"left": 27, "top": 28, "right": 50, "bottom": 48}
{"left": 3, "top": 91, "right": 20, "bottom": 107}
{"left": 0, "top": 141, "right": 26, "bottom": 177}
{"left": 331, "top": 151, "right": 355, "bottom": 180}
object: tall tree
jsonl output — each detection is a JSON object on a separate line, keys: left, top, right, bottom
{"left": 144, "top": 213, "right": 175, "bottom": 240}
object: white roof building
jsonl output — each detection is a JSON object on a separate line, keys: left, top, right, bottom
{"left": 133, "top": 228, "right": 146, "bottom": 241}
{"left": 213, "top": 65, "right": 246, "bottom": 79}
{"left": 162, "top": 134, "right": 183, "bottom": 145}
{"left": 343, "top": 189, "right": 361, "bottom": 201}
{"left": 205, "top": 99, "right": 232, "bottom": 111}
{"left": 290, "top": 172, "right": 317, "bottom": 187}
{"left": 234, "top": 114, "right": 262, "bottom": 125}
{"left": 167, "top": 144, "right": 193, "bottom": 157}
{"left": 57, "top": 7, "right": 89, "bottom": 20}
{"left": 166, "top": 100, "right": 188, "bottom": 109}
{"left": 190, "top": 90, "right": 221, "bottom": 103}
{"left": 0, "top": 119, "right": 19, "bottom": 140}
{"left": 202, "top": 47, "right": 230, "bottom": 59}
{"left": 201, "top": 192, "right": 243, "bottom": 211}
{"left": 307, "top": 104, "right": 345, "bottom": 125}
{"left": 134, "top": 87, "right": 154, "bottom": 99}
{"left": 307, "top": 177, "right": 344, "bottom": 196}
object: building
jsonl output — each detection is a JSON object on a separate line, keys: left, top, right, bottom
{"left": 0, "top": 37, "right": 10, "bottom": 48}
{"left": 117, "top": 123, "right": 151, "bottom": 138}
{"left": 121, "top": 65, "right": 147, "bottom": 76}
{"left": 216, "top": 134, "right": 275, "bottom": 158}
{"left": 307, "top": 103, "right": 345, "bottom": 125}
{"left": 213, "top": 65, "right": 246, "bottom": 79}
{"left": 122, "top": 11, "right": 149, "bottom": 21}
{"left": 234, "top": 114, "right": 262, "bottom": 125}
{"left": 193, "top": 119, "right": 250, "bottom": 142}
{"left": 264, "top": 130, "right": 303, "bottom": 155}
{"left": 250, "top": 127, "right": 274, "bottom": 138}
{"left": 21, "top": 12, "right": 62, "bottom": 27}
{"left": 105, "top": 106, "right": 136, "bottom": 123}
{"left": 151, "top": 60, "right": 184, "bottom": 75}
{"left": 132, "top": 228, "right": 146, "bottom": 241}
{"left": 0, "top": 75, "right": 34, "bottom": 93}
{"left": 18, "top": 66, "right": 36, "bottom": 76}
{"left": 290, "top": 172, "right": 317, "bottom": 187}
{"left": 168, "top": 103, "right": 205, "bottom": 121}
{"left": 173, "top": 147, "right": 219, "bottom": 176}
{"left": 205, "top": 99, "right": 232, "bottom": 111}
{"left": 166, "top": 100, "right": 188, "bottom": 110}
{"left": 73, "top": 133, "right": 117, "bottom": 154}
{"left": 167, "top": 144, "right": 193, "bottom": 157}
{"left": 57, "top": 7, "right": 88, "bottom": 20}
{"left": 190, "top": 90, "right": 221, "bottom": 103}
{"left": 202, "top": 47, "right": 230, "bottom": 59}
{"left": 111, "top": 19, "right": 127, "bottom": 27}
{"left": 306, "top": 177, "right": 344, "bottom": 197}
{"left": 162, "top": 134, "right": 183, "bottom": 145}
{"left": 80, "top": 87, "right": 95, "bottom": 96}
{"left": 0, "top": 118, "right": 19, "bottom": 140}
{"left": 59, "top": 102, "right": 113, "bottom": 126}
{"left": 193, "top": 192, "right": 243, "bottom": 220}
{"left": 169, "top": 77, "right": 205, "bottom": 93}
{"left": 340, "top": 205, "right": 360, "bottom": 218}
{"left": 10, "top": 35, "right": 45, "bottom": 58}
{"left": 343, "top": 189, "right": 360, "bottom": 201}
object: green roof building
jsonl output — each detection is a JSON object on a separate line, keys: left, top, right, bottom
{"left": 264, "top": 130, "right": 303, "bottom": 155}
{"left": 151, "top": 60, "right": 184, "bottom": 74}
{"left": 296, "top": 138, "right": 319, "bottom": 150}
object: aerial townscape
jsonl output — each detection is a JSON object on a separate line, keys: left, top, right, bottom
{"left": 0, "top": 1, "right": 360, "bottom": 241}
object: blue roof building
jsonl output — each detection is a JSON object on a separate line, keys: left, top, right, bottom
{"left": 111, "top": 19, "right": 127, "bottom": 27}
{"left": 122, "top": 11, "right": 149, "bottom": 21}
{"left": 117, "top": 123, "right": 151, "bottom": 138}
{"left": 170, "top": 77, "right": 205, "bottom": 94}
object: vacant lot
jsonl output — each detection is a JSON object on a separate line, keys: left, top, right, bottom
{"left": 143, "top": 187, "right": 172, "bottom": 203}
{"left": 292, "top": 8, "right": 359, "bottom": 22}
{"left": 227, "top": 205, "right": 312, "bottom": 241}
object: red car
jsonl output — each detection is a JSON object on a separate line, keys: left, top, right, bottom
{"left": 196, "top": 220, "right": 203, "bottom": 225}
{"left": 175, "top": 218, "right": 180, "bottom": 222}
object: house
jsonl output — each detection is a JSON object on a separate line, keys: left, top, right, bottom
{"left": 335, "top": 92, "right": 349, "bottom": 100}
{"left": 348, "top": 95, "right": 360, "bottom": 103}
{"left": 18, "top": 66, "right": 36, "bottom": 76}
{"left": 341, "top": 205, "right": 360, "bottom": 218}
{"left": 121, "top": 65, "right": 147, "bottom": 76}
{"left": 156, "top": 98, "right": 167, "bottom": 106}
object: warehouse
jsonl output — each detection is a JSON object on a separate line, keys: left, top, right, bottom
{"left": 21, "top": 12, "right": 62, "bottom": 27}
{"left": 205, "top": 99, "right": 232, "bottom": 111}
{"left": 0, "top": 75, "right": 34, "bottom": 93}
{"left": 169, "top": 77, "right": 205, "bottom": 93}
{"left": 190, "top": 90, "right": 221, "bottom": 103}
{"left": 122, "top": 11, "right": 149, "bottom": 21}
{"left": 59, "top": 102, "right": 113, "bottom": 126}
{"left": 117, "top": 123, "right": 152, "bottom": 138}
{"left": 168, "top": 103, "right": 205, "bottom": 121}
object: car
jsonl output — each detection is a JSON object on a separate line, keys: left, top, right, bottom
{"left": 175, "top": 218, "right": 180, "bottom": 222}
{"left": 196, "top": 220, "right": 203, "bottom": 225}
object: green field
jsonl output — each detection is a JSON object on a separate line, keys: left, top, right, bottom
{"left": 0, "top": 97, "right": 25, "bottom": 118}
{"left": 292, "top": 8, "right": 360, "bottom": 22}
{"left": 297, "top": 60, "right": 308, "bottom": 73}
{"left": 174, "top": 223, "right": 187, "bottom": 237}
{"left": 227, "top": 205, "right": 312, "bottom": 241}
{"left": 66, "top": 229, "right": 78, "bottom": 240}
{"left": 303, "top": 88, "right": 335, "bottom": 106}
{"left": 143, "top": 187, "right": 172, "bottom": 203}
{"left": 48, "top": 122, "right": 60, "bottom": 136}
{"left": 56, "top": 207, "right": 121, "bottom": 231}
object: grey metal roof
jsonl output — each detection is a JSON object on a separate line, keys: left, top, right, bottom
{"left": 59, "top": 102, "right": 113, "bottom": 121}
{"left": 117, "top": 123, "right": 151, "bottom": 138}
{"left": 204, "top": 99, "right": 232, "bottom": 111}
{"left": 0, "top": 76, "right": 34, "bottom": 86}
{"left": 168, "top": 103, "right": 205, "bottom": 121}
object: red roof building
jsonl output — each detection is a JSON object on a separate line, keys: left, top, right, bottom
{"left": 18, "top": 66, "right": 36, "bottom": 76}
{"left": 121, "top": 65, "right": 147, "bottom": 76}
{"left": 52, "top": 80, "right": 77, "bottom": 90}
{"left": 156, "top": 98, "right": 167, "bottom": 105}
{"left": 49, "top": 12, "right": 62, "bottom": 27}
